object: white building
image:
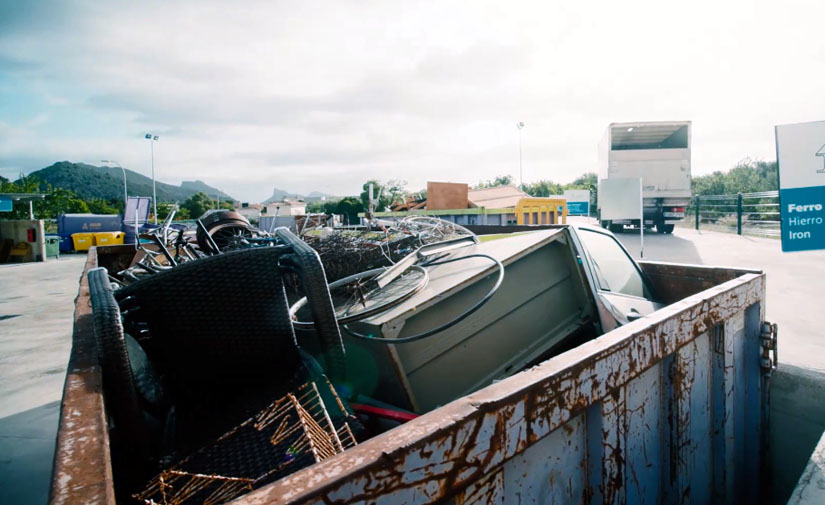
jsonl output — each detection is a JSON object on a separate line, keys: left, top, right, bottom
{"left": 267, "top": 199, "right": 307, "bottom": 216}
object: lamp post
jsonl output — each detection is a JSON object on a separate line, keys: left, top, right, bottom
{"left": 144, "top": 134, "right": 159, "bottom": 223}
{"left": 101, "top": 160, "right": 127, "bottom": 210}
{"left": 517, "top": 122, "right": 525, "bottom": 188}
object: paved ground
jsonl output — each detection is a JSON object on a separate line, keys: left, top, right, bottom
{"left": 570, "top": 217, "right": 825, "bottom": 373}
{"left": 1, "top": 227, "right": 824, "bottom": 503}
{"left": 0, "top": 255, "right": 86, "bottom": 505}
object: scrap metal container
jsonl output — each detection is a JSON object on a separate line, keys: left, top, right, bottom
{"left": 93, "top": 231, "right": 125, "bottom": 246}
{"left": 57, "top": 213, "right": 122, "bottom": 251}
{"left": 51, "top": 245, "right": 777, "bottom": 504}
{"left": 70, "top": 233, "right": 95, "bottom": 252}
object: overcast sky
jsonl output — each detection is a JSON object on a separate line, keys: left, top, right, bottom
{"left": 1, "top": 0, "right": 823, "bottom": 201}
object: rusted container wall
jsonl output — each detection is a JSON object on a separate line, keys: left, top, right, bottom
{"left": 49, "top": 247, "right": 116, "bottom": 505}
{"left": 238, "top": 270, "right": 768, "bottom": 505}
{"left": 49, "top": 245, "right": 136, "bottom": 505}
{"left": 638, "top": 260, "right": 760, "bottom": 305}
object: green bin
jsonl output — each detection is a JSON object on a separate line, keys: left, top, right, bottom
{"left": 45, "top": 235, "right": 60, "bottom": 259}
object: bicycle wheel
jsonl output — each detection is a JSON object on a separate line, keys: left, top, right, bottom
{"left": 290, "top": 265, "right": 428, "bottom": 329}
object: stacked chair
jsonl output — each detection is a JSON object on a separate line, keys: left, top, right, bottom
{"left": 87, "top": 229, "right": 359, "bottom": 504}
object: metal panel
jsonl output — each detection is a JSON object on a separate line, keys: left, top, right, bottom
{"left": 237, "top": 269, "right": 768, "bottom": 505}
{"left": 502, "top": 411, "right": 587, "bottom": 503}
{"left": 625, "top": 364, "right": 663, "bottom": 505}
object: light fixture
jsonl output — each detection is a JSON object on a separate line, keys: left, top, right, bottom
{"left": 145, "top": 133, "right": 159, "bottom": 223}
{"left": 101, "top": 160, "right": 128, "bottom": 206}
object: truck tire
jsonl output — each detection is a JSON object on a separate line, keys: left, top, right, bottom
{"left": 609, "top": 223, "right": 624, "bottom": 234}
{"left": 656, "top": 219, "right": 675, "bottom": 234}
{"left": 600, "top": 220, "right": 610, "bottom": 230}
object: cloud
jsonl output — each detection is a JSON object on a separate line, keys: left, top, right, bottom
{"left": 1, "top": 0, "right": 824, "bottom": 201}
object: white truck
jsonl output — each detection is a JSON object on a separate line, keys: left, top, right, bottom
{"left": 598, "top": 120, "right": 692, "bottom": 234}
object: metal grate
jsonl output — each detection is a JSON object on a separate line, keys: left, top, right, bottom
{"left": 136, "top": 377, "right": 357, "bottom": 505}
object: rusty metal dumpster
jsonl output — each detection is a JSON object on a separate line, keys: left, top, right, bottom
{"left": 50, "top": 246, "right": 774, "bottom": 504}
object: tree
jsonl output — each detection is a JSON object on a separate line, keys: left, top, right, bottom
{"left": 474, "top": 174, "right": 514, "bottom": 189}
{"left": 335, "top": 197, "right": 365, "bottom": 225}
{"left": 181, "top": 192, "right": 214, "bottom": 219}
{"left": 360, "top": 179, "right": 407, "bottom": 212}
{"left": 567, "top": 172, "right": 598, "bottom": 190}
{"left": 86, "top": 198, "right": 120, "bottom": 215}
{"left": 155, "top": 202, "right": 191, "bottom": 220}
{"left": 692, "top": 159, "right": 777, "bottom": 195}
{"left": 521, "top": 180, "right": 563, "bottom": 197}
{"left": 306, "top": 201, "right": 325, "bottom": 213}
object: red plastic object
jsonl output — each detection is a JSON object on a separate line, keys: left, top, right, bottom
{"left": 350, "top": 403, "right": 419, "bottom": 423}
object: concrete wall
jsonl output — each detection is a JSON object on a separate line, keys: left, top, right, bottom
{"left": 426, "top": 182, "right": 468, "bottom": 210}
{"left": 769, "top": 364, "right": 825, "bottom": 504}
{"left": 0, "top": 220, "right": 46, "bottom": 262}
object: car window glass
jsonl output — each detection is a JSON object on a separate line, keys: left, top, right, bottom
{"left": 578, "top": 229, "right": 651, "bottom": 299}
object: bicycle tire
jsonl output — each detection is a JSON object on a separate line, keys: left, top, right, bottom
{"left": 290, "top": 265, "right": 429, "bottom": 329}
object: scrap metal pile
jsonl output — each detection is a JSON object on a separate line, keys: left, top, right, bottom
{"left": 91, "top": 210, "right": 502, "bottom": 505}
{"left": 114, "top": 209, "right": 475, "bottom": 289}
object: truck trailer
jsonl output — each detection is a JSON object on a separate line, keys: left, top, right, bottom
{"left": 598, "top": 121, "right": 692, "bottom": 234}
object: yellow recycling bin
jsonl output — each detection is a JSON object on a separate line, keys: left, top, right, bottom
{"left": 71, "top": 233, "right": 95, "bottom": 251}
{"left": 94, "top": 231, "right": 125, "bottom": 246}
{"left": 515, "top": 197, "right": 568, "bottom": 225}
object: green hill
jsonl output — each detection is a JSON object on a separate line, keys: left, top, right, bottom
{"left": 20, "top": 161, "right": 235, "bottom": 203}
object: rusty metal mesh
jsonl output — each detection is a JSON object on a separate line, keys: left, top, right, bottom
{"left": 135, "top": 378, "right": 357, "bottom": 505}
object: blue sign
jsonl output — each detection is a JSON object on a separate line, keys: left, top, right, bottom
{"left": 776, "top": 121, "right": 825, "bottom": 252}
{"left": 567, "top": 201, "right": 590, "bottom": 215}
{"left": 779, "top": 187, "right": 825, "bottom": 251}
{"left": 0, "top": 196, "right": 12, "bottom": 212}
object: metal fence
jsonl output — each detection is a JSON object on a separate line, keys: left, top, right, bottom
{"left": 687, "top": 190, "right": 780, "bottom": 237}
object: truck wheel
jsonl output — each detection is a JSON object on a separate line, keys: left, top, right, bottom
{"left": 609, "top": 223, "right": 623, "bottom": 234}
{"left": 600, "top": 220, "right": 610, "bottom": 230}
{"left": 661, "top": 224, "right": 675, "bottom": 234}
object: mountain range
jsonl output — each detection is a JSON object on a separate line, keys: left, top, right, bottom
{"left": 19, "top": 161, "right": 235, "bottom": 202}
{"left": 263, "top": 187, "right": 335, "bottom": 204}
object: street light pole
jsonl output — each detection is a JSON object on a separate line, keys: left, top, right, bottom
{"left": 517, "top": 122, "right": 525, "bottom": 188}
{"left": 101, "top": 160, "right": 127, "bottom": 209}
{"left": 145, "top": 134, "right": 159, "bottom": 223}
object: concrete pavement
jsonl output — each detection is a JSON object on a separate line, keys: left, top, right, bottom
{"left": 0, "top": 255, "right": 86, "bottom": 505}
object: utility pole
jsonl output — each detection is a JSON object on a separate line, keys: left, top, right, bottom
{"left": 145, "top": 134, "right": 159, "bottom": 223}
{"left": 517, "top": 122, "right": 525, "bottom": 188}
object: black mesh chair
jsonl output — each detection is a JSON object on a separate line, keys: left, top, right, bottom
{"left": 88, "top": 229, "right": 351, "bottom": 494}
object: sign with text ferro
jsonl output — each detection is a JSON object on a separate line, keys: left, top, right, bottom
{"left": 776, "top": 120, "right": 825, "bottom": 252}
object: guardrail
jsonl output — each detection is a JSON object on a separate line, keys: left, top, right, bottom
{"left": 687, "top": 191, "right": 780, "bottom": 237}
